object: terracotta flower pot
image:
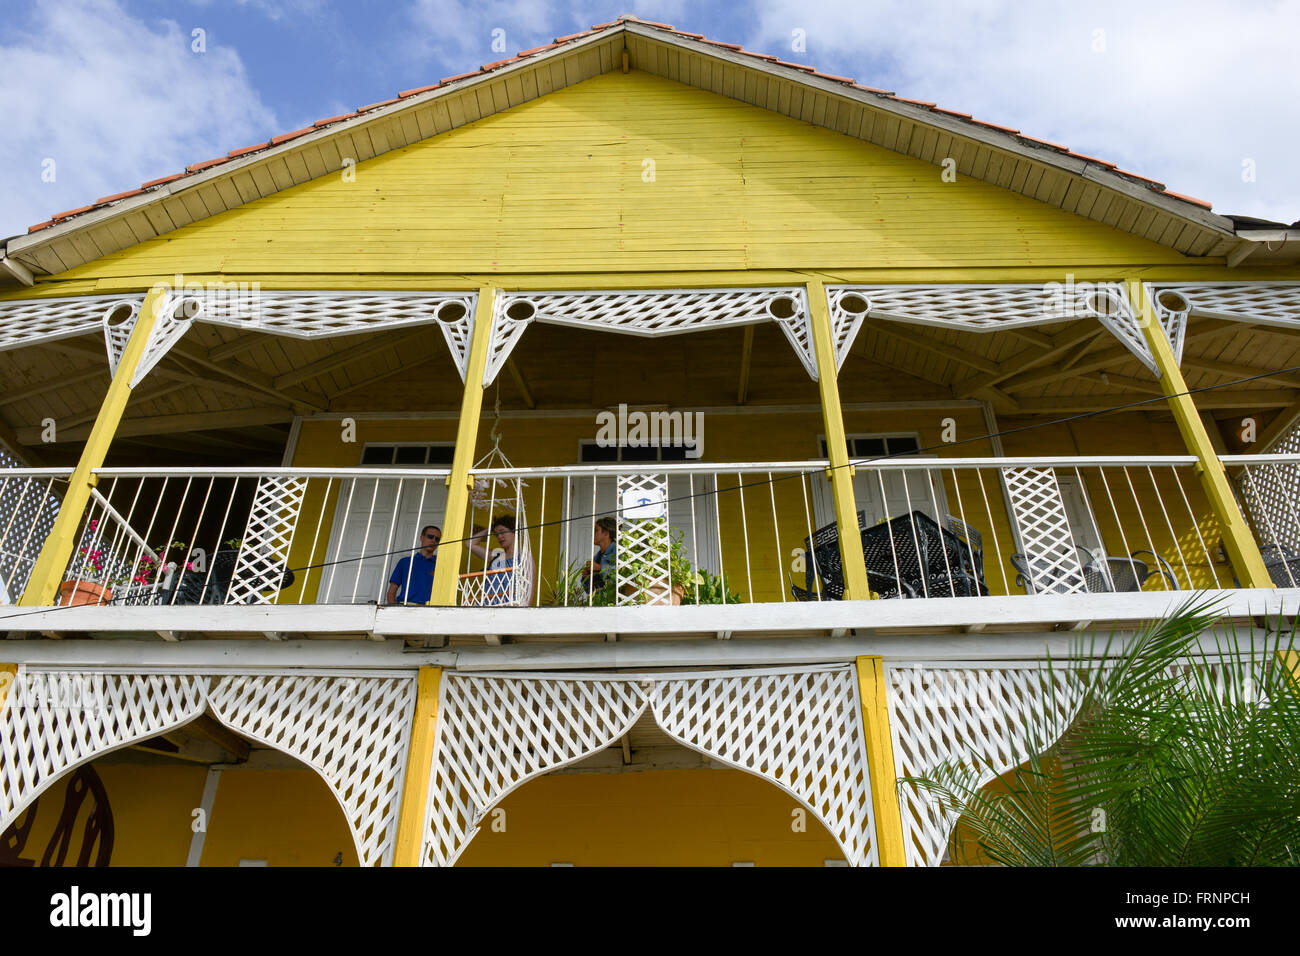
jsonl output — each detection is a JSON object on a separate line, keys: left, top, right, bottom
{"left": 58, "top": 580, "right": 113, "bottom": 606}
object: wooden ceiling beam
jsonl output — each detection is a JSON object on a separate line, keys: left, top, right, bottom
{"left": 328, "top": 340, "right": 440, "bottom": 401}
{"left": 506, "top": 357, "right": 535, "bottom": 409}
{"left": 169, "top": 341, "right": 327, "bottom": 411}
{"left": 954, "top": 322, "right": 1105, "bottom": 398}
{"left": 1012, "top": 388, "right": 1295, "bottom": 415}
{"left": 869, "top": 321, "right": 1000, "bottom": 374}
{"left": 737, "top": 325, "right": 754, "bottom": 404}
{"left": 0, "top": 365, "right": 106, "bottom": 407}
{"left": 272, "top": 329, "right": 427, "bottom": 390}
{"left": 1182, "top": 356, "right": 1300, "bottom": 391}
{"left": 16, "top": 406, "right": 295, "bottom": 444}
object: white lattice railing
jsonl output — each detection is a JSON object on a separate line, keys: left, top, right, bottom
{"left": 12, "top": 453, "right": 1287, "bottom": 608}
{"left": 0, "top": 467, "right": 69, "bottom": 605}
{"left": 1222, "top": 453, "right": 1300, "bottom": 587}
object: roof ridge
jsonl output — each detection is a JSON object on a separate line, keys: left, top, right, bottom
{"left": 21, "top": 17, "right": 1214, "bottom": 237}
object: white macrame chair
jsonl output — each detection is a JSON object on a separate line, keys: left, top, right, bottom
{"left": 459, "top": 405, "right": 533, "bottom": 607}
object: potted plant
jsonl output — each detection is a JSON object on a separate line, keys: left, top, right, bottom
{"left": 591, "top": 525, "right": 740, "bottom": 607}
{"left": 60, "top": 544, "right": 111, "bottom": 606}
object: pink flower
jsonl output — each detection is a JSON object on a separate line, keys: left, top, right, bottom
{"left": 88, "top": 519, "right": 99, "bottom": 531}
{"left": 185, "top": 561, "right": 195, "bottom": 571}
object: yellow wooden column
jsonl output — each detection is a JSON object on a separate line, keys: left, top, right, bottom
{"left": 855, "top": 655, "right": 907, "bottom": 866}
{"left": 393, "top": 665, "right": 442, "bottom": 866}
{"left": 18, "top": 287, "right": 169, "bottom": 606}
{"left": 806, "top": 279, "right": 871, "bottom": 600}
{"left": 429, "top": 287, "right": 497, "bottom": 606}
{"left": 1129, "top": 280, "right": 1271, "bottom": 588}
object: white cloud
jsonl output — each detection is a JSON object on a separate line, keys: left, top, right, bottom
{"left": 745, "top": 0, "right": 1300, "bottom": 221}
{"left": 0, "top": 0, "right": 277, "bottom": 240}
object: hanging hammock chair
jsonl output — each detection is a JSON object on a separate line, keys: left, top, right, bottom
{"left": 458, "top": 393, "right": 534, "bottom": 607}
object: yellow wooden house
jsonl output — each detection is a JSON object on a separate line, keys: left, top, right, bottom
{"left": 2, "top": 16, "right": 1299, "bottom": 867}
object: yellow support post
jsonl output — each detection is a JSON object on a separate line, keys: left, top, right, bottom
{"left": 0, "top": 663, "right": 16, "bottom": 710}
{"left": 18, "top": 287, "right": 169, "bottom": 606}
{"left": 805, "top": 279, "right": 871, "bottom": 600}
{"left": 429, "top": 287, "right": 497, "bottom": 607}
{"left": 392, "top": 665, "right": 442, "bottom": 867}
{"left": 1129, "top": 280, "right": 1271, "bottom": 588}
{"left": 855, "top": 655, "right": 907, "bottom": 866}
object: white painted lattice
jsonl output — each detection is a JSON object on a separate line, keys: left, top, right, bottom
{"left": 651, "top": 665, "right": 877, "bottom": 866}
{"left": 207, "top": 674, "right": 416, "bottom": 867}
{"left": 827, "top": 282, "right": 1168, "bottom": 374}
{"left": 187, "top": 289, "right": 478, "bottom": 339}
{"left": 1145, "top": 282, "right": 1300, "bottom": 334}
{"left": 486, "top": 288, "right": 814, "bottom": 385}
{"left": 422, "top": 674, "right": 649, "bottom": 866}
{"left": 616, "top": 474, "right": 673, "bottom": 606}
{"left": 130, "top": 294, "right": 196, "bottom": 387}
{"left": 0, "top": 669, "right": 209, "bottom": 834}
{"left": 1001, "top": 466, "right": 1088, "bottom": 594}
{"left": 0, "top": 294, "right": 143, "bottom": 355}
{"left": 226, "top": 476, "right": 308, "bottom": 605}
{"left": 0, "top": 456, "right": 63, "bottom": 605}
{"left": 886, "top": 662, "right": 1081, "bottom": 867}
{"left": 1236, "top": 420, "right": 1300, "bottom": 556}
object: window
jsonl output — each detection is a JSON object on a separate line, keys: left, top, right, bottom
{"left": 813, "top": 432, "right": 946, "bottom": 528}
{"left": 360, "top": 444, "right": 455, "bottom": 466}
{"left": 578, "top": 442, "right": 687, "bottom": 463}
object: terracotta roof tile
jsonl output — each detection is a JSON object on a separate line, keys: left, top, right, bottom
{"left": 811, "top": 71, "right": 856, "bottom": 84}
{"left": 745, "top": 52, "right": 781, "bottom": 61}
{"left": 439, "top": 71, "right": 479, "bottom": 85}
{"left": 1071, "top": 152, "right": 1117, "bottom": 169}
{"left": 95, "top": 188, "right": 145, "bottom": 204}
{"left": 673, "top": 30, "right": 705, "bottom": 39}
{"left": 1163, "top": 190, "right": 1212, "bottom": 209}
{"left": 632, "top": 19, "right": 676, "bottom": 29}
{"left": 52, "top": 204, "right": 95, "bottom": 220}
{"left": 228, "top": 143, "right": 269, "bottom": 158}
{"left": 776, "top": 60, "right": 816, "bottom": 72}
{"left": 553, "top": 31, "right": 590, "bottom": 43}
{"left": 28, "top": 220, "right": 55, "bottom": 233}
{"left": 1019, "top": 135, "right": 1069, "bottom": 151}
{"left": 702, "top": 39, "right": 743, "bottom": 50}
{"left": 896, "top": 97, "right": 937, "bottom": 108}
{"left": 186, "top": 157, "right": 229, "bottom": 173}
{"left": 358, "top": 97, "right": 400, "bottom": 112}
{"left": 932, "top": 107, "right": 972, "bottom": 119}
{"left": 517, "top": 43, "right": 561, "bottom": 56}
{"left": 1113, "top": 167, "right": 1165, "bottom": 188}
{"left": 270, "top": 127, "right": 313, "bottom": 145}
{"left": 850, "top": 82, "right": 895, "bottom": 95}
{"left": 971, "top": 119, "right": 1020, "bottom": 134}
{"left": 141, "top": 173, "right": 185, "bottom": 189}
{"left": 399, "top": 84, "right": 440, "bottom": 98}
{"left": 313, "top": 113, "right": 354, "bottom": 127}
{"left": 480, "top": 58, "right": 516, "bottom": 71}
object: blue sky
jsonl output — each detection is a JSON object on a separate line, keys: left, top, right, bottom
{"left": 2, "top": 0, "right": 1298, "bottom": 240}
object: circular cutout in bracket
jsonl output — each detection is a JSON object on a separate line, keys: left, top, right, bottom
{"left": 504, "top": 299, "right": 537, "bottom": 322}
{"left": 1085, "top": 289, "right": 1123, "bottom": 319}
{"left": 837, "top": 293, "right": 869, "bottom": 316}
{"left": 767, "top": 295, "right": 799, "bottom": 321}
{"left": 1155, "top": 290, "right": 1191, "bottom": 314}
{"left": 436, "top": 300, "right": 468, "bottom": 323}
{"left": 103, "top": 302, "right": 137, "bottom": 327}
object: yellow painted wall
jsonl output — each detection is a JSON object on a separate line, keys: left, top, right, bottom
{"left": 33, "top": 71, "right": 1201, "bottom": 289}
{"left": 457, "top": 769, "right": 843, "bottom": 866}
{"left": 9, "top": 760, "right": 356, "bottom": 867}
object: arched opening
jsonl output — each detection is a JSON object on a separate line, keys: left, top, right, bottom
{"left": 455, "top": 716, "right": 846, "bottom": 866}
{"left": 0, "top": 726, "right": 358, "bottom": 867}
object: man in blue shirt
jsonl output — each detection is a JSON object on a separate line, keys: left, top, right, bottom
{"left": 386, "top": 525, "right": 440, "bottom": 604}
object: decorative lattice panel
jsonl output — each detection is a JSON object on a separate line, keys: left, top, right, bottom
{"left": 0, "top": 294, "right": 143, "bottom": 355}
{"left": 652, "top": 666, "right": 877, "bottom": 866}
{"left": 188, "top": 290, "right": 478, "bottom": 340}
{"left": 0, "top": 669, "right": 209, "bottom": 834}
{"left": 423, "top": 674, "right": 649, "bottom": 866}
{"left": 1145, "top": 282, "right": 1300, "bottom": 334}
{"left": 485, "top": 288, "right": 814, "bottom": 384}
{"left": 208, "top": 674, "right": 416, "bottom": 867}
{"left": 826, "top": 282, "right": 1168, "bottom": 374}
{"left": 615, "top": 474, "right": 673, "bottom": 606}
{"left": 1001, "top": 467, "right": 1088, "bottom": 594}
{"left": 0, "top": 457, "right": 63, "bottom": 605}
{"left": 226, "top": 476, "right": 308, "bottom": 605}
{"left": 1236, "top": 419, "right": 1300, "bottom": 555}
{"left": 886, "top": 663, "right": 1081, "bottom": 867}
{"left": 102, "top": 303, "right": 139, "bottom": 375}
{"left": 130, "top": 293, "right": 195, "bottom": 387}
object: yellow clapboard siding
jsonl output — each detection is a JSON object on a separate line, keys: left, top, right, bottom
{"left": 38, "top": 70, "right": 1197, "bottom": 284}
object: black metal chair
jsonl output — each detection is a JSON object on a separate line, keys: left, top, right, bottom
{"left": 1261, "top": 544, "right": 1300, "bottom": 587}
{"left": 793, "top": 510, "right": 988, "bottom": 600}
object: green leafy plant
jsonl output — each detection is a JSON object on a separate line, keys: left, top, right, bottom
{"left": 906, "top": 596, "right": 1300, "bottom": 866}
{"left": 590, "top": 523, "right": 739, "bottom": 606}
{"left": 680, "top": 566, "right": 742, "bottom": 605}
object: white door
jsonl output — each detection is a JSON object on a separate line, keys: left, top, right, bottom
{"left": 1056, "top": 474, "right": 1104, "bottom": 556}
{"left": 565, "top": 475, "right": 720, "bottom": 578}
{"left": 322, "top": 477, "right": 448, "bottom": 603}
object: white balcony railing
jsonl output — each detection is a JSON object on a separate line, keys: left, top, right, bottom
{"left": 12, "top": 455, "right": 1246, "bottom": 610}
{"left": 1222, "top": 453, "right": 1300, "bottom": 587}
